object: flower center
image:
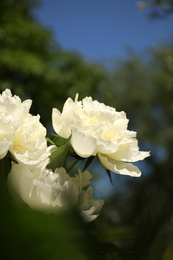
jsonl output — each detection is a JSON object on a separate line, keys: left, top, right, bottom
{"left": 13, "top": 136, "right": 26, "bottom": 152}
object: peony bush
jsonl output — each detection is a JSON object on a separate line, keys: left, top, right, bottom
{"left": 0, "top": 89, "right": 150, "bottom": 221}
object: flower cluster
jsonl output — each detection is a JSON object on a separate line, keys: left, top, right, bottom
{"left": 0, "top": 89, "right": 150, "bottom": 221}
{"left": 8, "top": 164, "right": 103, "bottom": 221}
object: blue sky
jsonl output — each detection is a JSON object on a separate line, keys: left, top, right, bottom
{"left": 35, "top": 0, "right": 173, "bottom": 61}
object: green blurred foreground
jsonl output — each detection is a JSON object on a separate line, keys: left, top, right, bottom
{"left": 1, "top": 0, "right": 173, "bottom": 259}
{"left": 0, "top": 180, "right": 98, "bottom": 260}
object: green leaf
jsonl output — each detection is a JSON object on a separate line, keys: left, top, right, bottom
{"left": 52, "top": 134, "right": 67, "bottom": 147}
{"left": 46, "top": 137, "right": 55, "bottom": 146}
{"left": 0, "top": 185, "right": 92, "bottom": 260}
{"left": 99, "top": 160, "right": 113, "bottom": 184}
{"left": 0, "top": 153, "right": 12, "bottom": 181}
{"left": 83, "top": 156, "right": 95, "bottom": 171}
{"left": 98, "top": 242, "right": 133, "bottom": 256}
{"left": 47, "top": 138, "right": 71, "bottom": 171}
{"left": 105, "top": 169, "right": 113, "bottom": 185}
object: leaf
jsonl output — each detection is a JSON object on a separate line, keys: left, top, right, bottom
{"left": 71, "top": 154, "right": 86, "bottom": 161}
{"left": 99, "top": 160, "right": 113, "bottom": 184}
{"left": 0, "top": 185, "right": 91, "bottom": 260}
{"left": 98, "top": 242, "right": 133, "bottom": 256}
{"left": 46, "top": 137, "right": 55, "bottom": 145}
{"left": 83, "top": 156, "right": 95, "bottom": 171}
{"left": 105, "top": 169, "right": 113, "bottom": 185}
{"left": 52, "top": 134, "right": 67, "bottom": 147}
{"left": 47, "top": 138, "right": 70, "bottom": 171}
{"left": 102, "top": 226, "right": 134, "bottom": 241}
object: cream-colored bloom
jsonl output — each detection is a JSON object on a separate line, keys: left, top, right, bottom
{"left": 8, "top": 164, "right": 104, "bottom": 221}
{"left": 52, "top": 95, "right": 150, "bottom": 177}
{"left": 0, "top": 89, "right": 52, "bottom": 171}
{"left": 8, "top": 164, "right": 78, "bottom": 211}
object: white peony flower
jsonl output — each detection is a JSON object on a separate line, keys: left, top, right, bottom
{"left": 52, "top": 94, "right": 150, "bottom": 177}
{"left": 8, "top": 163, "right": 104, "bottom": 221}
{"left": 8, "top": 164, "right": 78, "bottom": 211}
{"left": 0, "top": 89, "right": 52, "bottom": 171}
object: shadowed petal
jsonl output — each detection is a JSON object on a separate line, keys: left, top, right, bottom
{"left": 98, "top": 153, "right": 141, "bottom": 177}
{"left": 71, "top": 128, "right": 97, "bottom": 158}
{"left": 0, "top": 140, "right": 13, "bottom": 159}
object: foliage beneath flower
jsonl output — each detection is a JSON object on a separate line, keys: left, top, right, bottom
{"left": 47, "top": 136, "right": 71, "bottom": 170}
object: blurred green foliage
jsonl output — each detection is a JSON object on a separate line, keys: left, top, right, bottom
{"left": 97, "top": 42, "right": 173, "bottom": 259}
{"left": 1, "top": 0, "right": 173, "bottom": 259}
{"left": 0, "top": 179, "right": 100, "bottom": 260}
{"left": 0, "top": 0, "right": 106, "bottom": 127}
{"left": 138, "top": 0, "right": 173, "bottom": 18}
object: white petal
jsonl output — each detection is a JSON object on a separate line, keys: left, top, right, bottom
{"left": 8, "top": 164, "right": 52, "bottom": 210}
{"left": 109, "top": 139, "right": 150, "bottom": 162}
{"left": 0, "top": 140, "right": 13, "bottom": 159}
{"left": 98, "top": 153, "right": 141, "bottom": 177}
{"left": 28, "top": 179, "right": 54, "bottom": 210}
{"left": 97, "top": 137, "right": 119, "bottom": 154}
{"left": 71, "top": 128, "right": 97, "bottom": 158}
{"left": 72, "top": 170, "right": 92, "bottom": 192}
{"left": 78, "top": 186, "right": 104, "bottom": 222}
{"left": 103, "top": 119, "right": 129, "bottom": 140}
{"left": 57, "top": 180, "right": 78, "bottom": 208}
{"left": 52, "top": 108, "right": 64, "bottom": 135}
{"left": 8, "top": 164, "right": 33, "bottom": 203}
{"left": 81, "top": 208, "right": 99, "bottom": 222}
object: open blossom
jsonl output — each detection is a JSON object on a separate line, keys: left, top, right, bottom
{"left": 8, "top": 164, "right": 104, "bottom": 221}
{"left": 52, "top": 95, "right": 150, "bottom": 177}
{"left": 0, "top": 89, "right": 52, "bottom": 171}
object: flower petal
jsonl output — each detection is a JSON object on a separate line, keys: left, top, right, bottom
{"left": 78, "top": 186, "right": 104, "bottom": 222}
{"left": 52, "top": 108, "right": 66, "bottom": 137}
{"left": 8, "top": 164, "right": 57, "bottom": 211}
{"left": 71, "top": 128, "right": 97, "bottom": 157}
{"left": 109, "top": 139, "right": 150, "bottom": 162}
{"left": 8, "top": 163, "right": 33, "bottom": 203}
{"left": 98, "top": 153, "right": 141, "bottom": 177}
{"left": 0, "top": 140, "right": 13, "bottom": 159}
{"left": 97, "top": 137, "right": 119, "bottom": 154}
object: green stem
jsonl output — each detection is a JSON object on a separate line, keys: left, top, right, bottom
{"left": 67, "top": 159, "right": 79, "bottom": 173}
{"left": 0, "top": 158, "right": 6, "bottom": 188}
{"left": 0, "top": 158, "right": 5, "bottom": 174}
{"left": 0, "top": 155, "right": 11, "bottom": 181}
